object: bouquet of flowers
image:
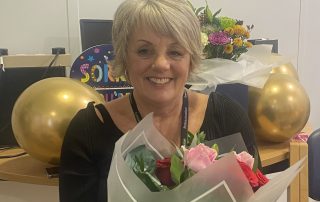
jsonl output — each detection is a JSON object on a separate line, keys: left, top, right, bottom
{"left": 108, "top": 113, "right": 306, "bottom": 202}
{"left": 188, "top": 1, "right": 254, "bottom": 61}
{"left": 125, "top": 130, "right": 269, "bottom": 193}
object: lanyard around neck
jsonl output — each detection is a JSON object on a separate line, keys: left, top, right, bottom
{"left": 129, "top": 91, "right": 189, "bottom": 143}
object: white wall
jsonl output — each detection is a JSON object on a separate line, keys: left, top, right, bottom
{"left": 298, "top": 0, "right": 320, "bottom": 128}
{"left": 0, "top": 0, "right": 69, "bottom": 55}
{"left": 0, "top": 0, "right": 319, "bottom": 127}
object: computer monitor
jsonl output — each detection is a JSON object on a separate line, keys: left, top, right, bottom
{"left": 80, "top": 19, "right": 113, "bottom": 51}
{"left": 0, "top": 66, "right": 66, "bottom": 147}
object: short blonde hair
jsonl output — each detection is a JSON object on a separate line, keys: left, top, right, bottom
{"left": 112, "top": 0, "right": 202, "bottom": 77}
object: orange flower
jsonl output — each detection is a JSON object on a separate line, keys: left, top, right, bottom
{"left": 224, "top": 27, "right": 234, "bottom": 36}
{"left": 233, "top": 38, "right": 243, "bottom": 47}
{"left": 244, "top": 31, "right": 250, "bottom": 38}
{"left": 224, "top": 44, "right": 233, "bottom": 54}
{"left": 244, "top": 41, "right": 253, "bottom": 48}
{"left": 233, "top": 25, "right": 246, "bottom": 36}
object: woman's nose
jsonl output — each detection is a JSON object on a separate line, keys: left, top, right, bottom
{"left": 152, "top": 54, "right": 170, "bottom": 71}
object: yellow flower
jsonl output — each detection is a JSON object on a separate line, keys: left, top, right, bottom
{"left": 244, "top": 31, "right": 250, "bottom": 39}
{"left": 233, "top": 25, "right": 246, "bottom": 36}
{"left": 224, "top": 44, "right": 233, "bottom": 54}
{"left": 233, "top": 38, "right": 243, "bottom": 47}
{"left": 244, "top": 41, "right": 253, "bottom": 48}
{"left": 201, "top": 32, "right": 209, "bottom": 46}
{"left": 224, "top": 27, "right": 234, "bottom": 36}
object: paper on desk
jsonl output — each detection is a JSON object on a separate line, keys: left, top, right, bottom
{"left": 249, "top": 156, "right": 306, "bottom": 202}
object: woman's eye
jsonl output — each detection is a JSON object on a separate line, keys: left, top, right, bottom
{"left": 137, "top": 48, "right": 152, "bottom": 56}
{"left": 169, "top": 51, "right": 183, "bottom": 58}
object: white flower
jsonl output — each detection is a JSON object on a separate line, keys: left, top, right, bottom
{"left": 201, "top": 32, "right": 209, "bottom": 46}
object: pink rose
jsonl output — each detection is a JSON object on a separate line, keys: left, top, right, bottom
{"left": 184, "top": 144, "right": 217, "bottom": 172}
{"left": 236, "top": 151, "right": 254, "bottom": 169}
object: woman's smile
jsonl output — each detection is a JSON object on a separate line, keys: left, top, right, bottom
{"left": 147, "top": 77, "right": 172, "bottom": 85}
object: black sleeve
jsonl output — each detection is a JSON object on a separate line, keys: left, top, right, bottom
{"left": 59, "top": 102, "right": 107, "bottom": 202}
{"left": 202, "top": 92, "right": 259, "bottom": 157}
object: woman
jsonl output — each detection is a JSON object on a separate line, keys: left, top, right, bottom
{"left": 59, "top": 0, "right": 259, "bottom": 201}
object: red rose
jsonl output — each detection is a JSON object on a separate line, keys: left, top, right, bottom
{"left": 237, "top": 160, "right": 269, "bottom": 192}
{"left": 256, "top": 169, "right": 269, "bottom": 186}
{"left": 237, "top": 161, "right": 259, "bottom": 189}
{"left": 155, "top": 158, "right": 175, "bottom": 187}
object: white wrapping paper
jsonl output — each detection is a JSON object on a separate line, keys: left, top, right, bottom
{"left": 188, "top": 45, "right": 292, "bottom": 91}
{"left": 107, "top": 113, "right": 306, "bottom": 202}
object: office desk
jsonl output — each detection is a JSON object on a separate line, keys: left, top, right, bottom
{"left": 258, "top": 139, "right": 290, "bottom": 167}
{"left": 0, "top": 148, "right": 58, "bottom": 186}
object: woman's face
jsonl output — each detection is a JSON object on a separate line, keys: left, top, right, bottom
{"left": 126, "top": 26, "right": 191, "bottom": 105}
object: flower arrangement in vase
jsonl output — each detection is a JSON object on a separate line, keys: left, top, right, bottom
{"left": 188, "top": 1, "right": 254, "bottom": 61}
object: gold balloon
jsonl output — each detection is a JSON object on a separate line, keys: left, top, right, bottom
{"left": 271, "top": 63, "right": 299, "bottom": 80}
{"left": 249, "top": 74, "right": 310, "bottom": 143}
{"left": 11, "top": 77, "right": 105, "bottom": 165}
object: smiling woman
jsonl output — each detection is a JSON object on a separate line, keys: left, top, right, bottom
{"left": 59, "top": 0, "right": 260, "bottom": 202}
{"left": 126, "top": 26, "right": 191, "bottom": 107}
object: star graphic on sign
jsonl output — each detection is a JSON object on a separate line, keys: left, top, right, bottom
{"left": 94, "top": 48, "right": 100, "bottom": 54}
{"left": 87, "top": 56, "right": 94, "bottom": 62}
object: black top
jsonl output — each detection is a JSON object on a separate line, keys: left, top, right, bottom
{"left": 59, "top": 92, "right": 258, "bottom": 202}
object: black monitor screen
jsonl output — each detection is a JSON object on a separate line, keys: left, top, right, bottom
{"left": 80, "top": 19, "right": 113, "bottom": 51}
{"left": 0, "top": 67, "right": 66, "bottom": 147}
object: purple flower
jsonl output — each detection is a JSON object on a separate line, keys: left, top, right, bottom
{"left": 208, "top": 32, "right": 231, "bottom": 45}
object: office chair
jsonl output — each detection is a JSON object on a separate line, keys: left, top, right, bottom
{"left": 308, "top": 128, "right": 320, "bottom": 200}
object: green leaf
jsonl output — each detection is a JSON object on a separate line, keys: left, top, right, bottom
{"left": 212, "top": 143, "right": 219, "bottom": 154}
{"left": 252, "top": 146, "right": 259, "bottom": 172}
{"left": 195, "top": 7, "right": 205, "bottom": 16}
{"left": 134, "top": 155, "right": 144, "bottom": 171}
{"left": 125, "top": 145, "right": 156, "bottom": 173}
{"left": 212, "top": 8, "right": 222, "bottom": 18}
{"left": 197, "top": 131, "right": 206, "bottom": 144}
{"left": 180, "top": 168, "right": 195, "bottom": 183}
{"left": 135, "top": 171, "right": 164, "bottom": 192}
{"left": 190, "top": 133, "right": 198, "bottom": 147}
{"left": 170, "top": 154, "right": 185, "bottom": 184}
{"left": 174, "top": 144, "right": 184, "bottom": 159}
{"left": 187, "top": 0, "right": 196, "bottom": 12}
{"left": 184, "top": 131, "right": 206, "bottom": 147}
{"left": 185, "top": 131, "right": 194, "bottom": 147}
{"left": 125, "top": 145, "right": 169, "bottom": 192}
{"left": 205, "top": 1, "right": 213, "bottom": 23}
{"left": 212, "top": 17, "right": 221, "bottom": 29}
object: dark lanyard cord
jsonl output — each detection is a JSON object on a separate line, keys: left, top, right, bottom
{"left": 129, "top": 91, "right": 189, "bottom": 142}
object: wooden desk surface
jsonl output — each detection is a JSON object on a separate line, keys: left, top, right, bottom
{"left": 0, "top": 148, "right": 58, "bottom": 186}
{"left": 257, "top": 140, "right": 290, "bottom": 167}
{"left": 257, "top": 123, "right": 312, "bottom": 167}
